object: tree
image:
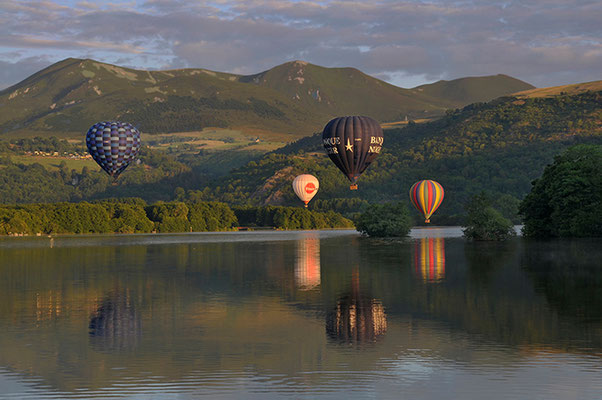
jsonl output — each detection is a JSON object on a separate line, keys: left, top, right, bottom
{"left": 520, "top": 145, "right": 602, "bottom": 237}
{"left": 354, "top": 202, "right": 412, "bottom": 237}
{"left": 463, "top": 192, "right": 516, "bottom": 241}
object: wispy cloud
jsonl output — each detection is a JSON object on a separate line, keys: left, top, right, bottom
{"left": 0, "top": 0, "right": 601, "bottom": 89}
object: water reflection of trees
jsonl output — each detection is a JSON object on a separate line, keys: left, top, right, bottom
{"left": 521, "top": 240, "right": 602, "bottom": 322}
{"left": 89, "top": 290, "right": 141, "bottom": 352}
{"left": 1, "top": 235, "right": 601, "bottom": 395}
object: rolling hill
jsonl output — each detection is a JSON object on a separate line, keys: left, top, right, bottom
{"left": 179, "top": 89, "right": 602, "bottom": 223}
{"left": 0, "top": 83, "right": 600, "bottom": 224}
{"left": 412, "top": 74, "right": 534, "bottom": 106}
{"left": 0, "top": 58, "right": 533, "bottom": 140}
{"left": 514, "top": 80, "right": 602, "bottom": 98}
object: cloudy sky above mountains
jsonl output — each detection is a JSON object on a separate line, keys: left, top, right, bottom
{"left": 1, "top": 0, "right": 601, "bottom": 89}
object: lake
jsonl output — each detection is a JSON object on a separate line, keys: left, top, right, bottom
{"left": 0, "top": 229, "right": 600, "bottom": 399}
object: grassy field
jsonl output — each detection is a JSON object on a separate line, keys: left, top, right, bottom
{"left": 142, "top": 127, "right": 287, "bottom": 153}
{"left": 381, "top": 118, "right": 433, "bottom": 129}
{"left": 10, "top": 155, "right": 97, "bottom": 172}
{"left": 515, "top": 80, "right": 602, "bottom": 98}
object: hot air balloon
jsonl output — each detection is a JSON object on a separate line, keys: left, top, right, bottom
{"left": 292, "top": 174, "right": 319, "bottom": 207}
{"left": 409, "top": 180, "right": 444, "bottom": 223}
{"left": 86, "top": 121, "right": 141, "bottom": 180}
{"left": 322, "top": 116, "right": 383, "bottom": 190}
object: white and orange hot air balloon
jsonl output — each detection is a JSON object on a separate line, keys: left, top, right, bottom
{"left": 292, "top": 174, "right": 319, "bottom": 207}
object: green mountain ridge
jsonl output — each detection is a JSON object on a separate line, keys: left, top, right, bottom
{"left": 413, "top": 74, "right": 535, "bottom": 106}
{"left": 0, "top": 87, "right": 600, "bottom": 226}
{"left": 0, "top": 58, "right": 533, "bottom": 138}
{"left": 183, "top": 89, "right": 602, "bottom": 223}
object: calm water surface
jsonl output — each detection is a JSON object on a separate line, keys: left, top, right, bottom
{"left": 0, "top": 229, "right": 600, "bottom": 399}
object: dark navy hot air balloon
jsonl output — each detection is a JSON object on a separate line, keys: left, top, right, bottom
{"left": 86, "top": 121, "right": 141, "bottom": 180}
{"left": 322, "top": 116, "right": 383, "bottom": 190}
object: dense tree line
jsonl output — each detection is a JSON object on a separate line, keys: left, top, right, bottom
{"left": 0, "top": 199, "right": 237, "bottom": 235}
{"left": 0, "top": 199, "right": 352, "bottom": 235}
{"left": 232, "top": 205, "right": 353, "bottom": 230}
{"left": 520, "top": 144, "right": 602, "bottom": 237}
{"left": 6, "top": 136, "right": 83, "bottom": 154}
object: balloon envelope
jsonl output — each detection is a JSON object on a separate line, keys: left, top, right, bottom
{"left": 409, "top": 180, "right": 444, "bottom": 223}
{"left": 292, "top": 174, "right": 319, "bottom": 207}
{"left": 322, "top": 116, "right": 383, "bottom": 189}
{"left": 86, "top": 121, "right": 141, "bottom": 179}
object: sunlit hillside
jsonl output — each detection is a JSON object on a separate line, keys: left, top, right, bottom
{"left": 0, "top": 58, "right": 533, "bottom": 141}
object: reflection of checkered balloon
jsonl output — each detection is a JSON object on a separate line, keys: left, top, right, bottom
{"left": 86, "top": 121, "right": 141, "bottom": 179}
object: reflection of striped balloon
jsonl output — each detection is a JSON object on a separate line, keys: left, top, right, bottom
{"left": 414, "top": 237, "right": 445, "bottom": 282}
{"left": 409, "top": 180, "right": 444, "bottom": 223}
{"left": 86, "top": 121, "right": 141, "bottom": 179}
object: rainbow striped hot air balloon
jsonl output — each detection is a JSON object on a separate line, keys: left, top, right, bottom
{"left": 409, "top": 180, "right": 444, "bottom": 223}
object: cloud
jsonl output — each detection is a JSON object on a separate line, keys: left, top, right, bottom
{"left": 0, "top": 56, "right": 55, "bottom": 90}
{"left": 0, "top": 0, "right": 601, "bottom": 89}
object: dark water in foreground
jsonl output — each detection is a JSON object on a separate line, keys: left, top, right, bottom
{"left": 0, "top": 229, "right": 600, "bottom": 399}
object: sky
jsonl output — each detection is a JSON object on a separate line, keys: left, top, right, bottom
{"left": 1, "top": 0, "right": 601, "bottom": 90}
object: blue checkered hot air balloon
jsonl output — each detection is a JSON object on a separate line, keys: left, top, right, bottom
{"left": 86, "top": 121, "right": 141, "bottom": 180}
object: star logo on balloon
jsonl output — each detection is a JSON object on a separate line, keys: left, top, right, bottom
{"left": 345, "top": 138, "right": 353, "bottom": 152}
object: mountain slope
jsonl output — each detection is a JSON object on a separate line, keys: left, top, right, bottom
{"left": 0, "top": 85, "right": 600, "bottom": 222}
{"left": 184, "top": 89, "right": 602, "bottom": 223}
{"left": 514, "top": 80, "right": 602, "bottom": 98}
{"left": 0, "top": 58, "right": 533, "bottom": 139}
{"left": 0, "top": 58, "right": 314, "bottom": 137}
{"left": 411, "top": 74, "right": 534, "bottom": 107}
{"left": 239, "top": 61, "right": 447, "bottom": 121}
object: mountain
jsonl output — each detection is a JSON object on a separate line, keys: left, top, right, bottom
{"left": 180, "top": 89, "right": 602, "bottom": 223}
{"left": 242, "top": 61, "right": 450, "bottom": 121}
{"left": 514, "top": 80, "right": 602, "bottom": 98}
{"left": 412, "top": 74, "right": 534, "bottom": 106}
{"left": 0, "top": 85, "right": 600, "bottom": 222}
{"left": 0, "top": 58, "right": 533, "bottom": 139}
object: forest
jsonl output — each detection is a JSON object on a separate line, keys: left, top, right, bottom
{"left": 0, "top": 199, "right": 352, "bottom": 235}
{"left": 182, "top": 90, "right": 602, "bottom": 223}
{"left": 0, "top": 90, "right": 600, "bottom": 226}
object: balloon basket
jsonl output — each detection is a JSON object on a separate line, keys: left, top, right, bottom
{"left": 425, "top": 219, "right": 430, "bottom": 223}
{"left": 349, "top": 184, "right": 358, "bottom": 190}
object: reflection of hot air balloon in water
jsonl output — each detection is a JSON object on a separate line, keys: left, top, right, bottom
{"left": 322, "top": 116, "right": 383, "bottom": 190}
{"left": 410, "top": 180, "right": 444, "bottom": 223}
{"left": 86, "top": 121, "right": 141, "bottom": 180}
{"left": 292, "top": 174, "right": 319, "bottom": 208}
{"left": 294, "top": 234, "right": 321, "bottom": 289}
{"left": 89, "top": 290, "right": 141, "bottom": 352}
{"left": 326, "top": 269, "right": 387, "bottom": 344}
{"left": 414, "top": 237, "right": 446, "bottom": 282}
